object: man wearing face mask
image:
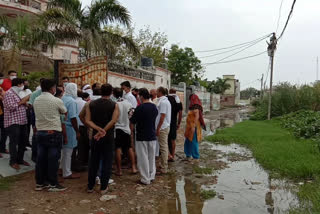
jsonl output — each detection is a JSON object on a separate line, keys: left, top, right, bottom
{"left": 33, "top": 79, "right": 67, "bottom": 192}
{"left": 19, "top": 79, "right": 32, "bottom": 148}
{"left": 62, "top": 77, "right": 70, "bottom": 89}
{"left": 19, "top": 79, "right": 32, "bottom": 99}
{"left": 120, "top": 81, "right": 137, "bottom": 108}
{"left": 3, "top": 78, "right": 30, "bottom": 170}
{"left": 1, "top": 70, "right": 17, "bottom": 92}
{"left": 61, "top": 83, "right": 81, "bottom": 179}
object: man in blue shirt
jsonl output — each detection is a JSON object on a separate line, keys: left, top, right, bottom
{"left": 130, "top": 88, "right": 158, "bottom": 185}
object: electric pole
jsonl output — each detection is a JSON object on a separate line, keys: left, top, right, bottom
{"left": 267, "top": 33, "right": 277, "bottom": 120}
{"left": 317, "top": 56, "right": 319, "bottom": 81}
{"left": 260, "top": 73, "right": 264, "bottom": 99}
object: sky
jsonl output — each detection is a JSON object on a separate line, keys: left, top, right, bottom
{"left": 83, "top": 0, "right": 320, "bottom": 90}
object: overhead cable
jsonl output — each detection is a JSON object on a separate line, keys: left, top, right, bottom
{"left": 278, "top": 0, "right": 297, "bottom": 40}
{"left": 195, "top": 33, "right": 272, "bottom": 53}
{"left": 199, "top": 35, "right": 267, "bottom": 59}
{"left": 203, "top": 51, "right": 267, "bottom": 66}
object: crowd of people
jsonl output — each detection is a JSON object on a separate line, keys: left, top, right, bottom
{"left": 0, "top": 71, "right": 205, "bottom": 194}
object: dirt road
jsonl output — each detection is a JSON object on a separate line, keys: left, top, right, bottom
{"left": 1, "top": 107, "right": 295, "bottom": 214}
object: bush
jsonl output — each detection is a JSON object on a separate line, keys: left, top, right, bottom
{"left": 250, "top": 82, "right": 320, "bottom": 120}
{"left": 280, "top": 110, "right": 320, "bottom": 140}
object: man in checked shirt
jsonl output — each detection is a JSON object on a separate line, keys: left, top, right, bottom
{"left": 3, "top": 78, "right": 30, "bottom": 170}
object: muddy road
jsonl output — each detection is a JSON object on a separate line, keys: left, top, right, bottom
{"left": 0, "top": 107, "right": 300, "bottom": 214}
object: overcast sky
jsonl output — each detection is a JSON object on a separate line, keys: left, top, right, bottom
{"left": 83, "top": 0, "right": 320, "bottom": 90}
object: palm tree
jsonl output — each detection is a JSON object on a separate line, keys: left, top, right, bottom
{"left": 0, "top": 15, "right": 56, "bottom": 74}
{"left": 42, "top": 0, "right": 139, "bottom": 60}
{"left": 208, "top": 78, "right": 231, "bottom": 94}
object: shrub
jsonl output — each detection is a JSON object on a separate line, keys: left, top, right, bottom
{"left": 251, "top": 82, "right": 320, "bottom": 120}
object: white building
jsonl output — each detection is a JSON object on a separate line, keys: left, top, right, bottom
{"left": 0, "top": 0, "right": 79, "bottom": 73}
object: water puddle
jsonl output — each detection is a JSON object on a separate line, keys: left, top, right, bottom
{"left": 157, "top": 109, "right": 300, "bottom": 214}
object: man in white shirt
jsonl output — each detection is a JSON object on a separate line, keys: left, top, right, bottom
{"left": 19, "top": 79, "right": 32, "bottom": 148}
{"left": 155, "top": 87, "right": 171, "bottom": 174}
{"left": 121, "top": 81, "right": 137, "bottom": 108}
{"left": 113, "top": 87, "right": 137, "bottom": 176}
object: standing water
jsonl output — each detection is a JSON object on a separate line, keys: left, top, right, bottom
{"left": 157, "top": 109, "right": 300, "bottom": 214}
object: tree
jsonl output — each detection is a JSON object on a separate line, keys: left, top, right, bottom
{"left": 0, "top": 15, "right": 56, "bottom": 74}
{"left": 167, "top": 44, "right": 204, "bottom": 85}
{"left": 42, "top": 0, "right": 139, "bottom": 59}
{"left": 240, "top": 87, "right": 260, "bottom": 99}
{"left": 136, "top": 26, "right": 168, "bottom": 66}
{"left": 206, "top": 78, "right": 231, "bottom": 94}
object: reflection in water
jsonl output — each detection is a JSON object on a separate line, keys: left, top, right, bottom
{"left": 158, "top": 176, "right": 204, "bottom": 214}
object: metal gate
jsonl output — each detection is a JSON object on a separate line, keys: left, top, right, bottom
{"left": 55, "top": 56, "right": 108, "bottom": 87}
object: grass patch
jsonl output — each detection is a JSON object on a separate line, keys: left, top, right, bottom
{"left": 0, "top": 176, "right": 17, "bottom": 191}
{"left": 206, "top": 120, "right": 320, "bottom": 213}
{"left": 206, "top": 120, "right": 320, "bottom": 179}
{"left": 200, "top": 189, "right": 216, "bottom": 200}
{"left": 193, "top": 166, "right": 213, "bottom": 174}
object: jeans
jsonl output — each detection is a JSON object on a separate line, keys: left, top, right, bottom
{"left": 88, "top": 134, "right": 114, "bottom": 190}
{"left": 35, "top": 131, "right": 62, "bottom": 186}
{"left": 6, "top": 124, "right": 27, "bottom": 165}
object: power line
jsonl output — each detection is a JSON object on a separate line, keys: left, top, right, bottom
{"left": 203, "top": 40, "right": 268, "bottom": 65}
{"left": 203, "top": 51, "right": 267, "bottom": 66}
{"left": 199, "top": 35, "right": 267, "bottom": 59}
{"left": 195, "top": 33, "right": 272, "bottom": 53}
{"left": 276, "top": 0, "right": 285, "bottom": 33}
{"left": 278, "top": 0, "right": 297, "bottom": 40}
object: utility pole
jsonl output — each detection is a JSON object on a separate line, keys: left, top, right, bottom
{"left": 267, "top": 33, "right": 277, "bottom": 120}
{"left": 260, "top": 73, "right": 264, "bottom": 99}
{"left": 317, "top": 56, "right": 319, "bottom": 81}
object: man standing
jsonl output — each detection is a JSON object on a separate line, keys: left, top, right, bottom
{"left": 86, "top": 84, "right": 119, "bottom": 194}
{"left": 62, "top": 77, "right": 70, "bottom": 88}
{"left": 121, "top": 81, "right": 137, "bottom": 108}
{"left": 155, "top": 87, "right": 171, "bottom": 174}
{"left": 33, "top": 79, "right": 67, "bottom": 192}
{"left": 167, "top": 89, "right": 183, "bottom": 161}
{"left": 61, "top": 83, "right": 80, "bottom": 179}
{"left": 130, "top": 88, "right": 158, "bottom": 185}
{"left": 19, "top": 79, "right": 32, "bottom": 148}
{"left": 150, "top": 89, "right": 159, "bottom": 105}
{"left": 75, "top": 90, "right": 89, "bottom": 167}
{"left": 113, "top": 87, "right": 137, "bottom": 176}
{"left": 1, "top": 70, "right": 17, "bottom": 91}
{"left": 3, "top": 78, "right": 30, "bottom": 169}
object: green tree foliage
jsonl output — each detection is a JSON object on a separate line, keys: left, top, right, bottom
{"left": 0, "top": 15, "right": 56, "bottom": 74}
{"left": 136, "top": 26, "right": 168, "bottom": 67}
{"left": 206, "top": 78, "right": 231, "bottom": 94}
{"left": 167, "top": 44, "right": 204, "bottom": 85}
{"left": 240, "top": 87, "right": 260, "bottom": 99}
{"left": 26, "top": 70, "right": 54, "bottom": 91}
{"left": 42, "top": 0, "right": 139, "bottom": 59}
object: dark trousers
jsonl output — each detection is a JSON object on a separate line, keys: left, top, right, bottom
{"left": 6, "top": 124, "right": 27, "bottom": 165}
{"left": 78, "top": 126, "right": 90, "bottom": 165}
{"left": 0, "top": 125, "right": 7, "bottom": 153}
{"left": 88, "top": 135, "right": 114, "bottom": 190}
{"left": 35, "top": 131, "right": 62, "bottom": 186}
{"left": 31, "top": 130, "right": 37, "bottom": 163}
